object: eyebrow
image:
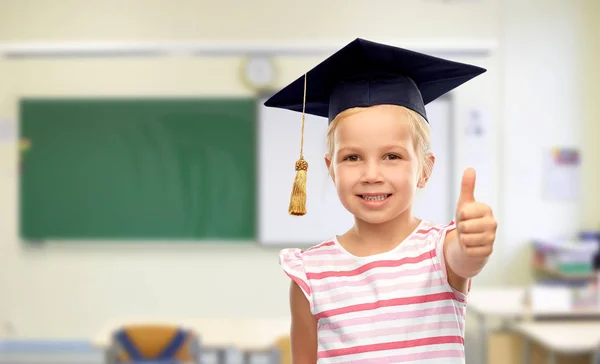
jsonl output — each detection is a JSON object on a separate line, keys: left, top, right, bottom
{"left": 337, "top": 144, "right": 410, "bottom": 154}
{"left": 382, "top": 144, "right": 410, "bottom": 153}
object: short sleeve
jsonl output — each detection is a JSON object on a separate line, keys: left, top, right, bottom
{"left": 435, "top": 220, "right": 469, "bottom": 303}
{"left": 279, "top": 248, "right": 313, "bottom": 307}
{"left": 435, "top": 220, "right": 456, "bottom": 271}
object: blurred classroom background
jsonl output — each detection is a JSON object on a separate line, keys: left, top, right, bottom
{"left": 0, "top": 0, "right": 599, "bottom": 363}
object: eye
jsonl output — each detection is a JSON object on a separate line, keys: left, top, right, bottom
{"left": 343, "top": 155, "right": 361, "bottom": 162}
{"left": 384, "top": 154, "right": 402, "bottom": 160}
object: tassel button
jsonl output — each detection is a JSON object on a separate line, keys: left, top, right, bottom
{"left": 295, "top": 159, "right": 308, "bottom": 171}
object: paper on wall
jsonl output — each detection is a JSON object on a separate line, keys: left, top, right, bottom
{"left": 0, "top": 118, "right": 16, "bottom": 143}
{"left": 542, "top": 147, "right": 580, "bottom": 201}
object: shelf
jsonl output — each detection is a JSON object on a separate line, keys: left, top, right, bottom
{"left": 533, "top": 262, "right": 597, "bottom": 281}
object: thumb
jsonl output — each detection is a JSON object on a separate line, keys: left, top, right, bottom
{"left": 457, "top": 167, "right": 476, "bottom": 209}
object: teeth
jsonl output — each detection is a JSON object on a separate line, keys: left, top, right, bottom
{"left": 362, "top": 195, "right": 389, "bottom": 201}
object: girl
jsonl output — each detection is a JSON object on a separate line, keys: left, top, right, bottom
{"left": 264, "top": 38, "right": 497, "bottom": 363}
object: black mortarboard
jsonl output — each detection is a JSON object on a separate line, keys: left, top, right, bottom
{"left": 264, "top": 38, "right": 486, "bottom": 123}
{"left": 264, "top": 38, "right": 486, "bottom": 216}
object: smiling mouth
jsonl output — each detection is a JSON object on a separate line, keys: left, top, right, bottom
{"left": 358, "top": 194, "right": 391, "bottom": 201}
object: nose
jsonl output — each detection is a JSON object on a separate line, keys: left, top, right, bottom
{"left": 361, "top": 160, "right": 384, "bottom": 184}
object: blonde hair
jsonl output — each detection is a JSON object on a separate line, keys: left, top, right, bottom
{"left": 326, "top": 106, "right": 434, "bottom": 181}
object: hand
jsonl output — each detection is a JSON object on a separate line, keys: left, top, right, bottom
{"left": 455, "top": 168, "right": 497, "bottom": 258}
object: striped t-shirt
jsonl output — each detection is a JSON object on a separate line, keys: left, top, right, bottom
{"left": 279, "top": 220, "right": 468, "bottom": 363}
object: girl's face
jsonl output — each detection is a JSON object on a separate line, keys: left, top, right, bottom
{"left": 325, "top": 105, "right": 423, "bottom": 225}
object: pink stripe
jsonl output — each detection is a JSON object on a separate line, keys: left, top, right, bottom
{"left": 318, "top": 335, "right": 463, "bottom": 359}
{"left": 316, "top": 292, "right": 457, "bottom": 320}
{"left": 334, "top": 349, "right": 464, "bottom": 364}
{"left": 307, "top": 250, "right": 433, "bottom": 280}
{"left": 305, "top": 240, "right": 335, "bottom": 251}
{"left": 320, "top": 305, "right": 462, "bottom": 332}
{"left": 315, "top": 277, "right": 445, "bottom": 306}
{"left": 407, "top": 223, "right": 452, "bottom": 241}
{"left": 304, "top": 248, "right": 345, "bottom": 257}
{"left": 319, "top": 320, "right": 463, "bottom": 345}
{"left": 311, "top": 263, "right": 440, "bottom": 293}
{"left": 304, "top": 258, "right": 357, "bottom": 267}
{"left": 415, "top": 225, "right": 442, "bottom": 235}
{"left": 408, "top": 229, "right": 438, "bottom": 241}
{"left": 410, "top": 221, "right": 454, "bottom": 237}
{"left": 283, "top": 271, "right": 311, "bottom": 297}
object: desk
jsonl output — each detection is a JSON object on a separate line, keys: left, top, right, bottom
{"left": 467, "top": 287, "right": 600, "bottom": 364}
{"left": 468, "top": 287, "right": 530, "bottom": 364}
{"left": 514, "top": 322, "right": 600, "bottom": 364}
{"left": 92, "top": 317, "right": 291, "bottom": 357}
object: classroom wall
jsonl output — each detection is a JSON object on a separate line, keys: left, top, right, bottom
{"left": 581, "top": 0, "right": 600, "bottom": 231}
{"left": 501, "top": 0, "right": 600, "bottom": 284}
{"left": 0, "top": 0, "right": 597, "bottom": 340}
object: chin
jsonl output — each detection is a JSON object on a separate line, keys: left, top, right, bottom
{"left": 353, "top": 210, "right": 400, "bottom": 225}
{"left": 355, "top": 214, "right": 394, "bottom": 225}
{"left": 345, "top": 202, "right": 405, "bottom": 225}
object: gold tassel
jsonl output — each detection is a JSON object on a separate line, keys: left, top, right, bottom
{"left": 289, "top": 157, "right": 308, "bottom": 215}
{"left": 289, "top": 73, "right": 309, "bottom": 216}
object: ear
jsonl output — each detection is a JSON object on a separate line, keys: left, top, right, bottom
{"left": 417, "top": 152, "right": 435, "bottom": 188}
{"left": 324, "top": 154, "right": 335, "bottom": 184}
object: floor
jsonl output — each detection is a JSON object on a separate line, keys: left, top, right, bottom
{"left": 0, "top": 341, "right": 102, "bottom": 364}
{"left": 0, "top": 336, "right": 483, "bottom": 364}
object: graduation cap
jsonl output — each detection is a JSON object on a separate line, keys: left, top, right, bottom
{"left": 264, "top": 38, "right": 486, "bottom": 216}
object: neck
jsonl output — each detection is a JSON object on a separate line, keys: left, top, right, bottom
{"left": 350, "top": 209, "right": 421, "bottom": 249}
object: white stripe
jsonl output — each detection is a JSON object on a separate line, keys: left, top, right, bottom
{"left": 321, "top": 343, "right": 464, "bottom": 364}
{"left": 316, "top": 298, "right": 463, "bottom": 322}
{"left": 310, "top": 266, "right": 441, "bottom": 291}
{"left": 320, "top": 332, "right": 464, "bottom": 354}
{"left": 318, "top": 312, "right": 462, "bottom": 337}
{"left": 306, "top": 244, "right": 434, "bottom": 271}
{"left": 318, "top": 313, "right": 463, "bottom": 339}
{"left": 312, "top": 272, "right": 444, "bottom": 301}
{"left": 308, "top": 257, "right": 436, "bottom": 285}
{"left": 318, "top": 322, "right": 463, "bottom": 349}
{"left": 312, "top": 281, "right": 447, "bottom": 308}
{"left": 313, "top": 284, "right": 452, "bottom": 313}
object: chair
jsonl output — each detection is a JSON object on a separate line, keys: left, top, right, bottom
{"left": 273, "top": 335, "right": 291, "bottom": 364}
{"left": 106, "top": 324, "right": 201, "bottom": 364}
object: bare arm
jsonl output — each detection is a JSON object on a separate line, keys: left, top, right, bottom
{"left": 445, "top": 167, "right": 497, "bottom": 294}
{"left": 443, "top": 229, "right": 487, "bottom": 294}
{"left": 289, "top": 281, "right": 318, "bottom": 364}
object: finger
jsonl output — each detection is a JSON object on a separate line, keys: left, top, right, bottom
{"left": 457, "top": 217, "right": 497, "bottom": 234}
{"left": 460, "top": 232, "right": 496, "bottom": 247}
{"left": 464, "top": 245, "right": 493, "bottom": 258}
{"left": 457, "top": 168, "right": 476, "bottom": 209}
{"left": 457, "top": 202, "right": 490, "bottom": 221}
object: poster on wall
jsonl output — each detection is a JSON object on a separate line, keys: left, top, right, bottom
{"left": 0, "top": 118, "right": 16, "bottom": 143}
{"left": 461, "top": 107, "right": 493, "bottom": 202}
{"left": 542, "top": 147, "right": 580, "bottom": 201}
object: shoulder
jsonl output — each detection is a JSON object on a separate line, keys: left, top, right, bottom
{"left": 279, "top": 239, "right": 338, "bottom": 267}
{"left": 404, "top": 220, "right": 457, "bottom": 260}
{"left": 410, "top": 219, "right": 456, "bottom": 244}
{"left": 420, "top": 219, "right": 456, "bottom": 233}
{"left": 278, "top": 239, "right": 338, "bottom": 305}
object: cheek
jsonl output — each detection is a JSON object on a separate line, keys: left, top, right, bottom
{"left": 333, "top": 165, "right": 357, "bottom": 186}
{"left": 390, "top": 172, "right": 414, "bottom": 186}
{"left": 385, "top": 164, "right": 418, "bottom": 186}
{"left": 333, "top": 166, "right": 366, "bottom": 197}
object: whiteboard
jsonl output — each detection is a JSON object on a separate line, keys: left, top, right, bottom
{"left": 411, "top": 97, "right": 454, "bottom": 226}
{"left": 257, "top": 96, "right": 454, "bottom": 247}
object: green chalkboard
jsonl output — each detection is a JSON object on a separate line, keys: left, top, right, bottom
{"left": 19, "top": 97, "right": 257, "bottom": 241}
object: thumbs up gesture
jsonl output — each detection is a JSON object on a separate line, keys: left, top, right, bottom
{"left": 456, "top": 168, "right": 497, "bottom": 258}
